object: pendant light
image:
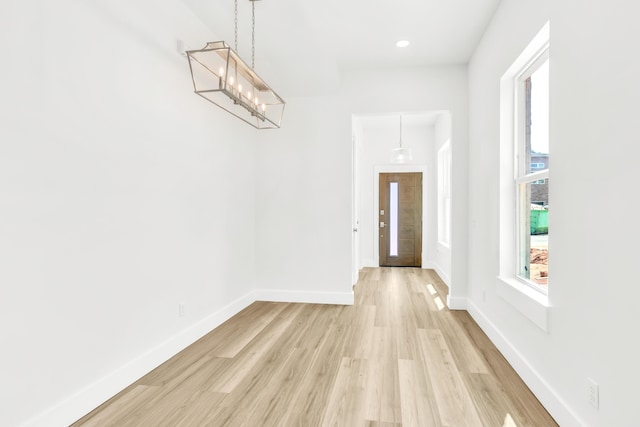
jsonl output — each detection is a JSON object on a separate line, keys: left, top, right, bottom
{"left": 391, "top": 115, "right": 412, "bottom": 163}
{"left": 186, "top": 0, "right": 285, "bottom": 129}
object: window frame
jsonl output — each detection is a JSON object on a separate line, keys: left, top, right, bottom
{"left": 497, "top": 21, "right": 550, "bottom": 332}
{"left": 515, "top": 51, "right": 549, "bottom": 294}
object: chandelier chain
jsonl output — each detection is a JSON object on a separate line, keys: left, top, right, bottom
{"left": 252, "top": 0, "right": 256, "bottom": 69}
{"left": 234, "top": 0, "right": 238, "bottom": 51}
{"left": 399, "top": 115, "right": 403, "bottom": 148}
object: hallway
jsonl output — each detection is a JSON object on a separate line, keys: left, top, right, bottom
{"left": 74, "top": 268, "right": 557, "bottom": 426}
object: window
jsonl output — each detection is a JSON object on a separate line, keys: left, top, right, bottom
{"left": 516, "top": 52, "right": 549, "bottom": 290}
{"left": 437, "top": 141, "right": 451, "bottom": 247}
{"left": 498, "top": 22, "right": 550, "bottom": 331}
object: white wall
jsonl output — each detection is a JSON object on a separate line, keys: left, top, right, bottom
{"left": 355, "top": 114, "right": 434, "bottom": 268}
{"left": 0, "top": 2, "right": 260, "bottom": 426}
{"left": 254, "top": 95, "right": 354, "bottom": 304}
{"left": 467, "top": 0, "right": 640, "bottom": 425}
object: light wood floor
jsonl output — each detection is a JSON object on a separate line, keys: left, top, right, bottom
{"left": 73, "top": 268, "right": 558, "bottom": 426}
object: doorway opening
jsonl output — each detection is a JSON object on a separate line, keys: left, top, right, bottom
{"left": 351, "top": 112, "right": 452, "bottom": 284}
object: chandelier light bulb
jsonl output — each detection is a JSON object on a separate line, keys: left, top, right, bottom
{"left": 219, "top": 67, "right": 225, "bottom": 76}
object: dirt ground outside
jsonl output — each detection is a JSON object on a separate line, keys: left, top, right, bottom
{"left": 530, "top": 234, "right": 548, "bottom": 285}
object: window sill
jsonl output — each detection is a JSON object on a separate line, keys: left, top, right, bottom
{"left": 496, "top": 276, "right": 550, "bottom": 332}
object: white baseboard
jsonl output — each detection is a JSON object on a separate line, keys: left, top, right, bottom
{"left": 20, "top": 287, "right": 354, "bottom": 427}
{"left": 255, "top": 289, "right": 354, "bottom": 306}
{"left": 432, "top": 263, "right": 451, "bottom": 287}
{"left": 465, "top": 299, "right": 584, "bottom": 427}
{"left": 362, "top": 258, "right": 378, "bottom": 268}
{"left": 20, "top": 292, "right": 256, "bottom": 427}
{"left": 446, "top": 295, "right": 468, "bottom": 310}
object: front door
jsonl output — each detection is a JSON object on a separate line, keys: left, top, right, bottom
{"left": 379, "top": 172, "right": 422, "bottom": 267}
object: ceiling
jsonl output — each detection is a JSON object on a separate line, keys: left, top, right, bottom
{"left": 181, "top": 0, "right": 501, "bottom": 98}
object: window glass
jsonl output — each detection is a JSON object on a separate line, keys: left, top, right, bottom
{"left": 389, "top": 182, "right": 399, "bottom": 257}
{"left": 518, "top": 180, "right": 549, "bottom": 285}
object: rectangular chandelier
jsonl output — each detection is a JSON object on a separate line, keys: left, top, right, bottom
{"left": 186, "top": 41, "right": 285, "bottom": 129}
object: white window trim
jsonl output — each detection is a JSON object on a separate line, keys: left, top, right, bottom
{"left": 498, "top": 21, "right": 550, "bottom": 332}
{"left": 516, "top": 169, "right": 548, "bottom": 184}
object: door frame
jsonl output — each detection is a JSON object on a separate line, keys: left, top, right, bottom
{"left": 373, "top": 164, "right": 428, "bottom": 268}
{"left": 351, "top": 134, "right": 360, "bottom": 286}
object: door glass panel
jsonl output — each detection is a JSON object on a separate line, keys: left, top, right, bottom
{"left": 390, "top": 182, "right": 399, "bottom": 256}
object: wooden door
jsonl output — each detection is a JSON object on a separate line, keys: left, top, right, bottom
{"left": 379, "top": 172, "right": 422, "bottom": 267}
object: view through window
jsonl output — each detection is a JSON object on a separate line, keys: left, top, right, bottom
{"left": 518, "top": 58, "right": 549, "bottom": 288}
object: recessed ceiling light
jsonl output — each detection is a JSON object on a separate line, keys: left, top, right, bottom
{"left": 396, "top": 40, "right": 410, "bottom": 48}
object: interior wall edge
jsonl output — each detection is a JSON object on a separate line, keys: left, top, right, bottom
{"left": 19, "top": 291, "right": 257, "bottom": 427}
{"left": 465, "top": 299, "right": 585, "bottom": 427}
{"left": 361, "top": 259, "right": 378, "bottom": 268}
{"left": 432, "top": 263, "right": 451, "bottom": 287}
{"left": 446, "top": 296, "right": 468, "bottom": 311}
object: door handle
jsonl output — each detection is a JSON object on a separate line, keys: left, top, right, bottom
{"left": 380, "top": 221, "right": 386, "bottom": 228}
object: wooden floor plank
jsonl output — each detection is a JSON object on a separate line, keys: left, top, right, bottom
{"left": 418, "top": 328, "right": 484, "bottom": 427}
{"left": 203, "top": 301, "right": 288, "bottom": 358}
{"left": 462, "top": 371, "right": 524, "bottom": 427}
{"left": 207, "top": 302, "right": 305, "bottom": 394}
{"left": 435, "top": 311, "right": 490, "bottom": 375}
{"left": 364, "top": 327, "right": 402, "bottom": 424}
{"left": 398, "top": 359, "right": 441, "bottom": 427}
{"left": 321, "top": 357, "right": 369, "bottom": 427}
{"left": 74, "top": 385, "right": 158, "bottom": 427}
{"left": 279, "top": 323, "right": 350, "bottom": 426}
{"left": 72, "top": 267, "right": 558, "bottom": 427}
